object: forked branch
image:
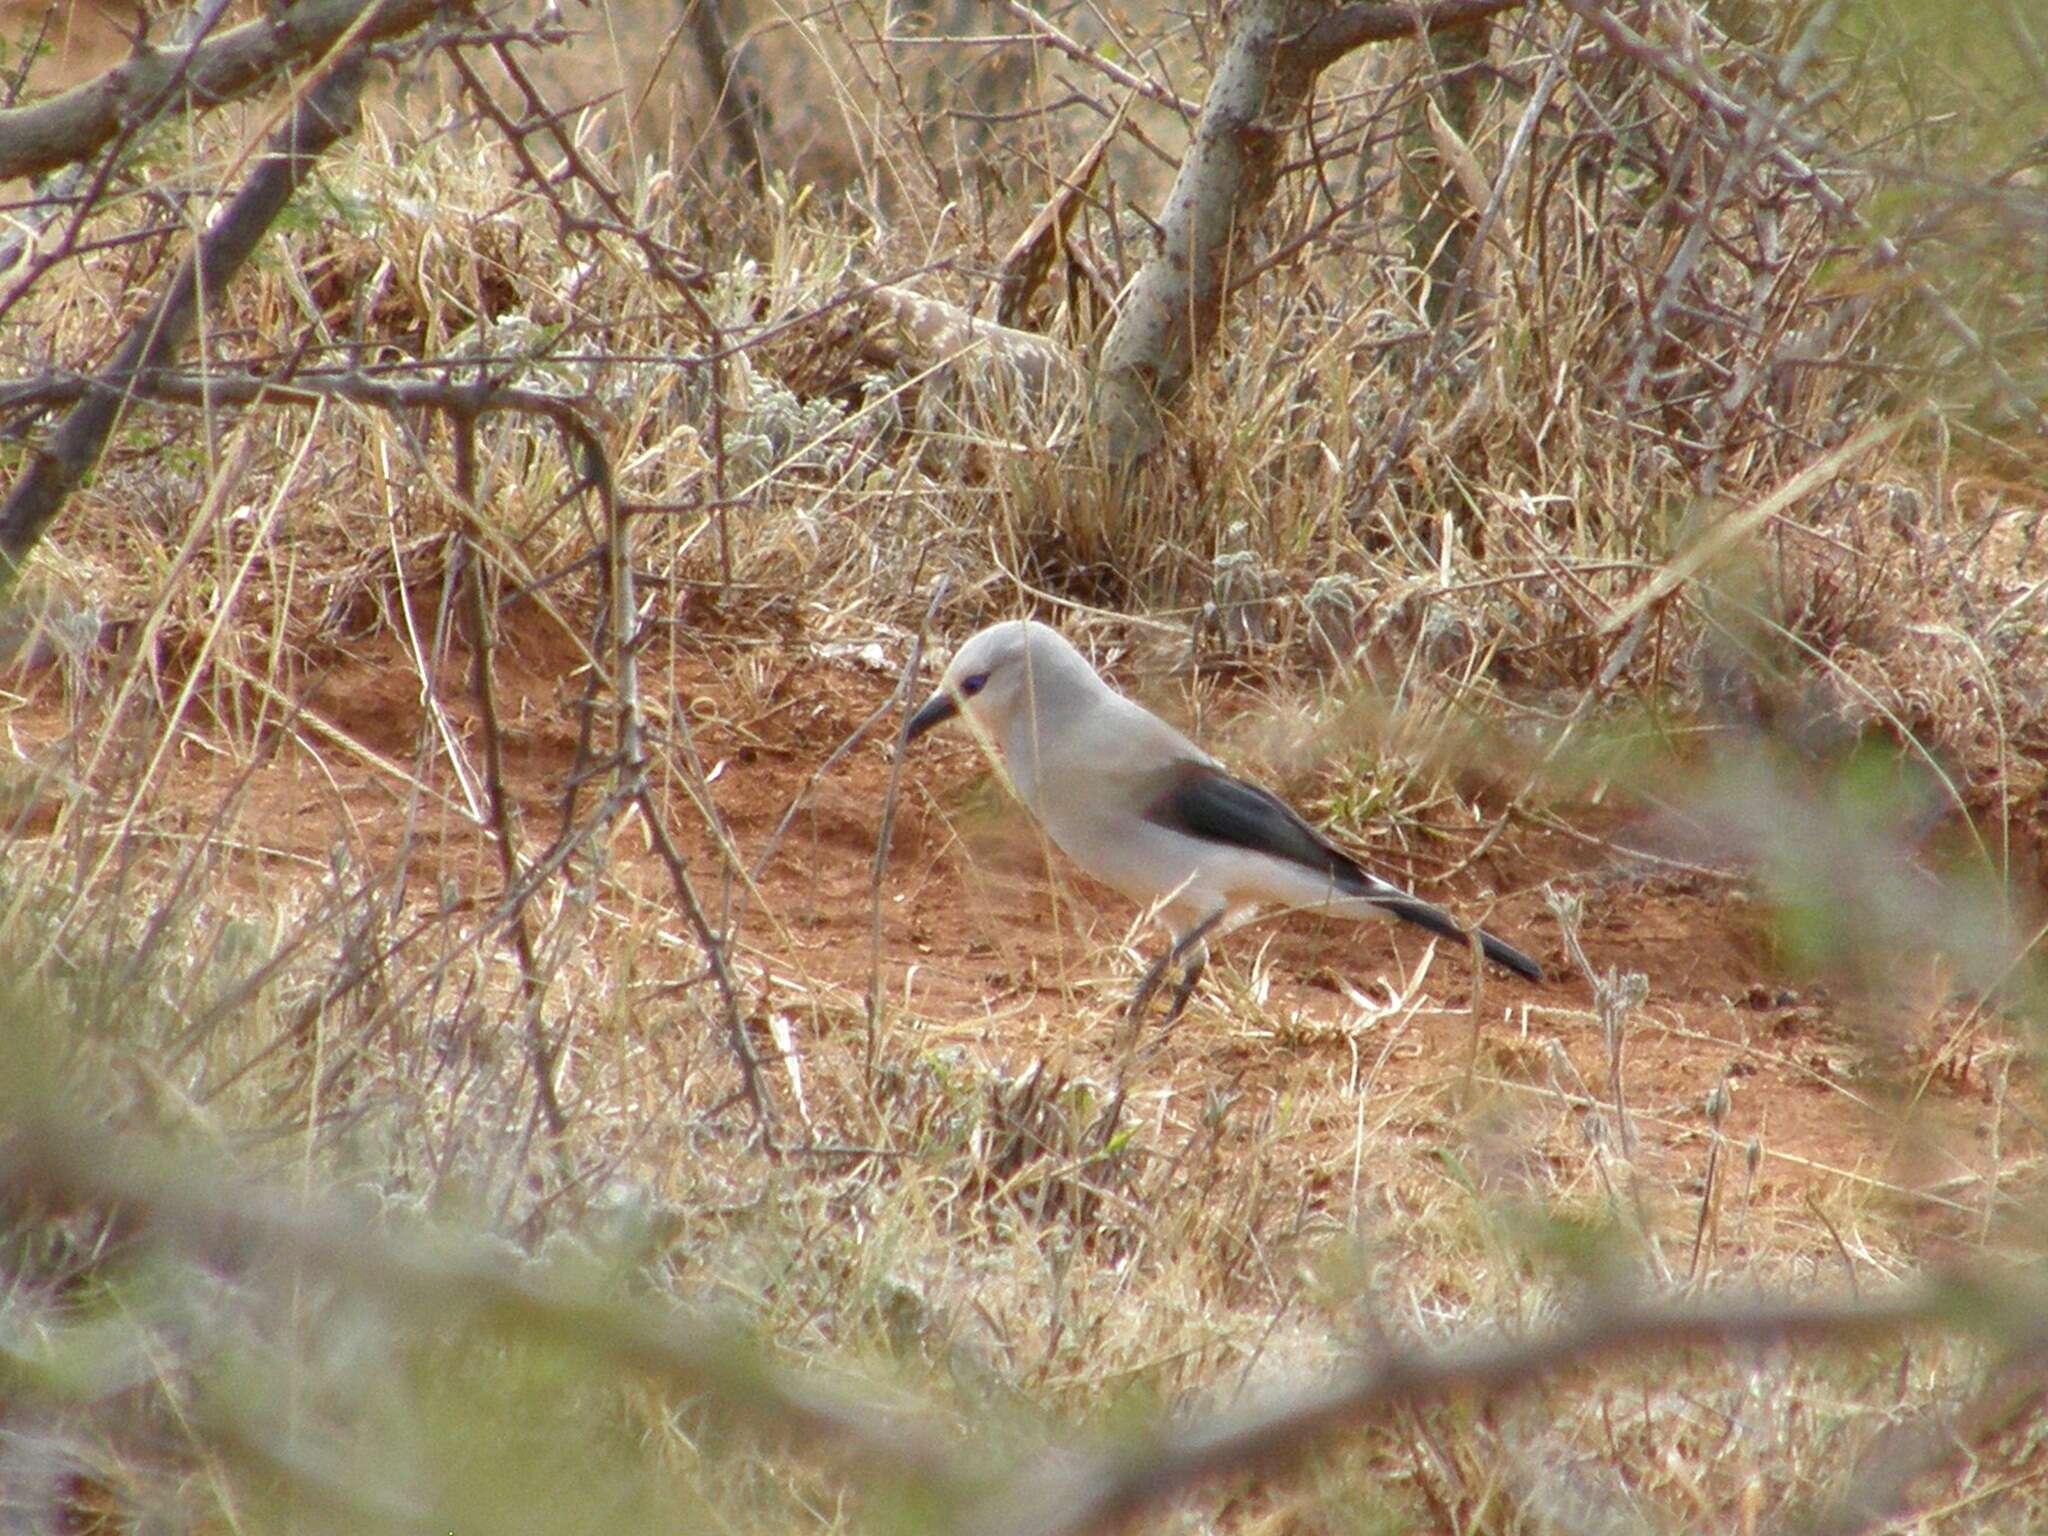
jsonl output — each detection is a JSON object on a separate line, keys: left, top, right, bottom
{"left": 1092, "top": 0, "right": 1529, "bottom": 466}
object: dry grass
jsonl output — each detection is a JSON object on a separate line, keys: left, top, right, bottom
{"left": 3, "top": 0, "right": 2047, "bottom": 1530}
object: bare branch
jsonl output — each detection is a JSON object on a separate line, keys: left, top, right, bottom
{"left": 0, "top": 0, "right": 445, "bottom": 183}
{"left": 968, "top": 1287, "right": 1987, "bottom": 1536}
{"left": 634, "top": 789, "right": 771, "bottom": 1143}
{"left": 681, "top": 0, "right": 767, "bottom": 183}
{"left": 0, "top": 366, "right": 602, "bottom": 435}
{"left": 453, "top": 414, "right": 571, "bottom": 1141}
{"left": 1092, "top": 0, "right": 1531, "bottom": 465}
{"left": 0, "top": 52, "right": 371, "bottom": 578}
{"left": 1283, "top": 0, "right": 1532, "bottom": 75}
{"left": 995, "top": 0, "right": 1199, "bottom": 119}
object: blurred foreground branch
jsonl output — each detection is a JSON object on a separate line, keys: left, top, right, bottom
{"left": 0, "top": 1116, "right": 958, "bottom": 1479}
{"left": 969, "top": 1285, "right": 1987, "bottom": 1536}
{"left": 5, "top": 1110, "right": 2028, "bottom": 1536}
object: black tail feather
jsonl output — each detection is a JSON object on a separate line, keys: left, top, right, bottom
{"left": 1373, "top": 892, "right": 1544, "bottom": 983}
{"left": 1477, "top": 929, "right": 1545, "bottom": 983}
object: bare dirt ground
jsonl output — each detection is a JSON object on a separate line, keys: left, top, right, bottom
{"left": 7, "top": 600, "right": 2022, "bottom": 1275}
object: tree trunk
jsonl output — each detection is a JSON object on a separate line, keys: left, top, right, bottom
{"left": 1090, "top": 0, "right": 1528, "bottom": 469}
{"left": 1092, "top": 0, "right": 1328, "bottom": 468}
{"left": 1409, "top": 20, "right": 1491, "bottom": 324}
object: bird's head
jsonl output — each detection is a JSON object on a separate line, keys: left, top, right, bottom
{"left": 903, "top": 620, "right": 1084, "bottom": 744}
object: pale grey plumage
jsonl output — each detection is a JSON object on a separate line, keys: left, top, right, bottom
{"left": 905, "top": 619, "right": 1541, "bottom": 1018}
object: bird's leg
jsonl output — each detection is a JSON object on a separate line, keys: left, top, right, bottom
{"left": 1125, "top": 950, "right": 1175, "bottom": 1023}
{"left": 1127, "top": 910, "right": 1225, "bottom": 1024}
{"left": 1163, "top": 950, "right": 1208, "bottom": 1025}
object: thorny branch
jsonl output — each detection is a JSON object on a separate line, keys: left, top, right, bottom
{"left": 0, "top": 0, "right": 241, "bottom": 329}
{"left": 592, "top": 379, "right": 767, "bottom": 1141}
{"left": 0, "top": 367, "right": 606, "bottom": 438}
{"left": 452, "top": 413, "right": 570, "bottom": 1139}
{"left": 1556, "top": 0, "right": 2048, "bottom": 436}
{"left": 445, "top": 37, "right": 713, "bottom": 318}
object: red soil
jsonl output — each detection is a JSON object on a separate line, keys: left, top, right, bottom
{"left": 3, "top": 604, "right": 2025, "bottom": 1265}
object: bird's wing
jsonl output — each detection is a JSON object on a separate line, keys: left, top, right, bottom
{"left": 1140, "top": 758, "right": 1372, "bottom": 892}
{"left": 1146, "top": 765, "right": 1351, "bottom": 884}
{"left": 1140, "top": 759, "right": 1544, "bottom": 981}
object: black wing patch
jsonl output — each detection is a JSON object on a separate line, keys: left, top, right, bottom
{"left": 1143, "top": 760, "right": 1371, "bottom": 892}
{"left": 1141, "top": 760, "right": 1544, "bottom": 982}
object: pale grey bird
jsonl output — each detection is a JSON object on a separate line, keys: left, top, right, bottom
{"left": 904, "top": 619, "right": 1543, "bottom": 1021}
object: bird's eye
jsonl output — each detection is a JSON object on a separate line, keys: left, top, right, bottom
{"left": 960, "top": 671, "right": 990, "bottom": 697}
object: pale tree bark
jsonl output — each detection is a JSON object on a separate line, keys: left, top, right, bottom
{"left": 1092, "top": 0, "right": 1529, "bottom": 468}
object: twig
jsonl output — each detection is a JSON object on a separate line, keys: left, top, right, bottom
{"left": 635, "top": 791, "right": 773, "bottom": 1148}
{"left": 453, "top": 415, "right": 568, "bottom": 1140}
{"left": 865, "top": 579, "right": 948, "bottom": 1077}
{"left": 995, "top": 0, "right": 1198, "bottom": 119}
{"left": 0, "top": 367, "right": 606, "bottom": 439}
{"left": 594, "top": 376, "right": 769, "bottom": 1142}
{"left": 1348, "top": 15, "right": 1578, "bottom": 522}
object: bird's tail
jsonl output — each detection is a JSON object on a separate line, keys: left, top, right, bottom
{"left": 1366, "top": 889, "right": 1545, "bottom": 983}
{"left": 1477, "top": 927, "right": 1545, "bottom": 982}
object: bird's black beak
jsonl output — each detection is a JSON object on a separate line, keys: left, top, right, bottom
{"left": 904, "top": 691, "right": 958, "bottom": 742}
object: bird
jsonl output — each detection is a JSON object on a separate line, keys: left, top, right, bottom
{"left": 902, "top": 619, "right": 1543, "bottom": 1022}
